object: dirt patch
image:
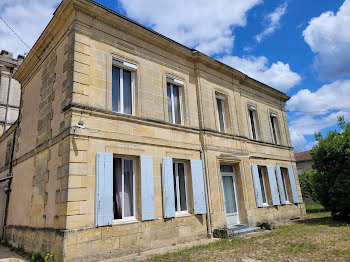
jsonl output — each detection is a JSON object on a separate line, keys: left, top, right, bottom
{"left": 0, "top": 245, "right": 28, "bottom": 261}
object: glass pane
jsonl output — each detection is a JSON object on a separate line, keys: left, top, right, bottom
{"left": 114, "top": 158, "right": 122, "bottom": 219}
{"left": 282, "top": 172, "right": 289, "bottom": 201}
{"left": 173, "top": 163, "right": 178, "bottom": 211}
{"left": 217, "top": 98, "right": 225, "bottom": 132}
{"left": 222, "top": 176, "right": 237, "bottom": 213}
{"left": 167, "top": 84, "right": 173, "bottom": 123}
{"left": 249, "top": 110, "right": 257, "bottom": 139}
{"left": 271, "top": 116, "right": 278, "bottom": 144}
{"left": 123, "top": 70, "right": 132, "bottom": 114}
{"left": 123, "top": 159, "right": 134, "bottom": 217}
{"left": 173, "top": 86, "right": 181, "bottom": 124}
{"left": 178, "top": 163, "right": 187, "bottom": 211}
{"left": 259, "top": 169, "right": 267, "bottom": 204}
{"left": 220, "top": 165, "right": 233, "bottom": 173}
{"left": 112, "top": 67, "right": 120, "bottom": 112}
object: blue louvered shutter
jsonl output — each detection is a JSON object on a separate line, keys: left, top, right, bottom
{"left": 288, "top": 167, "right": 299, "bottom": 203}
{"left": 95, "top": 152, "right": 114, "bottom": 227}
{"left": 251, "top": 165, "right": 263, "bottom": 207}
{"left": 267, "top": 166, "right": 280, "bottom": 205}
{"left": 162, "top": 158, "right": 175, "bottom": 218}
{"left": 190, "top": 159, "right": 206, "bottom": 214}
{"left": 140, "top": 156, "right": 155, "bottom": 220}
{"left": 275, "top": 166, "right": 287, "bottom": 204}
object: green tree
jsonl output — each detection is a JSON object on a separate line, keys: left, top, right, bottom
{"left": 310, "top": 116, "right": 350, "bottom": 221}
{"left": 299, "top": 170, "right": 317, "bottom": 202}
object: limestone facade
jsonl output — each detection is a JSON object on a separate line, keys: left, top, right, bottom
{"left": 0, "top": 0, "right": 305, "bottom": 261}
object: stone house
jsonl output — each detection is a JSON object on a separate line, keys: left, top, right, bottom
{"left": 0, "top": 0, "right": 305, "bottom": 261}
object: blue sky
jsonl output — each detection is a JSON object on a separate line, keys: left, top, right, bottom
{"left": 1, "top": 0, "right": 350, "bottom": 152}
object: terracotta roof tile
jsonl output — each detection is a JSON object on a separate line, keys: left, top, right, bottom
{"left": 294, "top": 150, "right": 312, "bottom": 162}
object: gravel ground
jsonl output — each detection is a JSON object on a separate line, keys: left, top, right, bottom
{"left": 0, "top": 245, "right": 28, "bottom": 261}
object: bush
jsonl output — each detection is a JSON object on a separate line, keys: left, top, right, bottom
{"left": 299, "top": 170, "right": 318, "bottom": 202}
{"left": 310, "top": 117, "right": 350, "bottom": 221}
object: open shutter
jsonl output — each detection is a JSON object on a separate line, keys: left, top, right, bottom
{"left": 275, "top": 166, "right": 286, "bottom": 204}
{"left": 288, "top": 167, "right": 299, "bottom": 203}
{"left": 95, "top": 153, "right": 114, "bottom": 227}
{"left": 267, "top": 166, "right": 280, "bottom": 205}
{"left": 190, "top": 159, "right": 206, "bottom": 214}
{"left": 141, "top": 156, "right": 155, "bottom": 220}
{"left": 162, "top": 158, "right": 175, "bottom": 218}
{"left": 251, "top": 165, "right": 263, "bottom": 207}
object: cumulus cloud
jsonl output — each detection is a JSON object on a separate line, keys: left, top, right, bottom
{"left": 255, "top": 2, "right": 288, "bottom": 43}
{"left": 287, "top": 79, "right": 350, "bottom": 151}
{"left": 303, "top": 0, "right": 350, "bottom": 78}
{"left": 118, "top": 0, "right": 262, "bottom": 56}
{"left": 220, "top": 55, "right": 301, "bottom": 92}
{"left": 0, "top": 0, "right": 59, "bottom": 57}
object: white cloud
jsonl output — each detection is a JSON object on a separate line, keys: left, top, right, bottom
{"left": 0, "top": 0, "right": 59, "bottom": 57}
{"left": 286, "top": 79, "right": 350, "bottom": 151}
{"left": 303, "top": 0, "right": 350, "bottom": 78}
{"left": 220, "top": 55, "right": 301, "bottom": 92}
{"left": 255, "top": 2, "right": 288, "bottom": 43}
{"left": 118, "top": 0, "right": 262, "bottom": 56}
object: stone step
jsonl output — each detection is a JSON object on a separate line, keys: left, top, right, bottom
{"left": 213, "top": 225, "right": 261, "bottom": 239}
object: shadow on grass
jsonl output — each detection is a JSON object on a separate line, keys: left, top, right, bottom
{"left": 297, "top": 216, "right": 349, "bottom": 227}
{"left": 306, "top": 208, "right": 326, "bottom": 213}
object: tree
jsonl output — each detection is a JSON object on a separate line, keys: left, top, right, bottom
{"left": 299, "top": 170, "right": 318, "bottom": 202}
{"left": 310, "top": 116, "right": 350, "bottom": 221}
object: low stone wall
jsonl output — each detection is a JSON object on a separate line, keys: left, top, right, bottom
{"left": 64, "top": 214, "right": 207, "bottom": 262}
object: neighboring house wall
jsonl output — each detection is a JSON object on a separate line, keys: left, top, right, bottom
{"left": 296, "top": 160, "right": 313, "bottom": 175}
{"left": 0, "top": 51, "right": 22, "bottom": 132}
{"left": 0, "top": 0, "right": 305, "bottom": 261}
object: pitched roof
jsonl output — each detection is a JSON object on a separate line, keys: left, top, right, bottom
{"left": 294, "top": 150, "right": 313, "bottom": 162}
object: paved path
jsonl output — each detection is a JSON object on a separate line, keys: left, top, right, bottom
{"left": 0, "top": 245, "right": 27, "bottom": 261}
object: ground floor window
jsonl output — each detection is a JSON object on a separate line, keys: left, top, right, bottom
{"left": 113, "top": 157, "right": 136, "bottom": 220}
{"left": 258, "top": 166, "right": 269, "bottom": 205}
{"left": 281, "top": 167, "right": 292, "bottom": 203}
{"left": 173, "top": 162, "right": 188, "bottom": 213}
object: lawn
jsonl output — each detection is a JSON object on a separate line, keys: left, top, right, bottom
{"left": 146, "top": 204, "right": 350, "bottom": 262}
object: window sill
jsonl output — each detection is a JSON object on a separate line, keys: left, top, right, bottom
{"left": 175, "top": 211, "right": 192, "bottom": 218}
{"left": 112, "top": 218, "right": 139, "bottom": 225}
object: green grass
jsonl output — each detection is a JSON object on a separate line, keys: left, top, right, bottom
{"left": 146, "top": 204, "right": 350, "bottom": 262}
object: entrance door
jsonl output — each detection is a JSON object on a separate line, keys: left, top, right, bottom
{"left": 221, "top": 165, "right": 240, "bottom": 227}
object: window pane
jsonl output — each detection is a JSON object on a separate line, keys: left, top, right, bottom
{"left": 220, "top": 165, "right": 233, "bottom": 173}
{"left": 167, "top": 84, "right": 173, "bottom": 123}
{"left": 217, "top": 98, "right": 225, "bottom": 132}
{"left": 271, "top": 116, "right": 278, "bottom": 144}
{"left": 123, "top": 70, "right": 132, "bottom": 114}
{"left": 112, "top": 67, "right": 120, "bottom": 112}
{"left": 249, "top": 110, "right": 257, "bottom": 139}
{"left": 177, "top": 163, "right": 187, "bottom": 211}
{"left": 173, "top": 163, "right": 178, "bottom": 211}
{"left": 282, "top": 172, "right": 289, "bottom": 201}
{"left": 114, "top": 158, "right": 122, "bottom": 219}
{"left": 259, "top": 168, "right": 267, "bottom": 204}
{"left": 123, "top": 159, "right": 134, "bottom": 217}
{"left": 222, "top": 176, "right": 237, "bottom": 213}
{"left": 173, "top": 86, "right": 181, "bottom": 124}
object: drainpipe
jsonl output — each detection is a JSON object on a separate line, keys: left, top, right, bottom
{"left": 1, "top": 126, "right": 17, "bottom": 240}
{"left": 3, "top": 68, "right": 13, "bottom": 134}
{"left": 200, "top": 149, "right": 212, "bottom": 237}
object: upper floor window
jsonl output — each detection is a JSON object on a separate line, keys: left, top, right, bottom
{"left": 112, "top": 58, "right": 136, "bottom": 115}
{"left": 270, "top": 113, "right": 279, "bottom": 144}
{"left": 248, "top": 105, "right": 258, "bottom": 140}
{"left": 216, "top": 94, "right": 226, "bottom": 133}
{"left": 167, "top": 76, "right": 183, "bottom": 125}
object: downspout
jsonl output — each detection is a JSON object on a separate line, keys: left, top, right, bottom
{"left": 1, "top": 126, "right": 17, "bottom": 240}
{"left": 3, "top": 68, "right": 13, "bottom": 134}
{"left": 200, "top": 149, "right": 212, "bottom": 237}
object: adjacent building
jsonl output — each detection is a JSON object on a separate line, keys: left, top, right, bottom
{"left": 295, "top": 150, "right": 313, "bottom": 175}
{"left": 0, "top": 0, "right": 306, "bottom": 261}
{"left": 0, "top": 50, "right": 23, "bottom": 132}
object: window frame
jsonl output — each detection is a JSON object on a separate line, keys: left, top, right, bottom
{"left": 216, "top": 94, "right": 226, "bottom": 133}
{"left": 270, "top": 113, "right": 279, "bottom": 144}
{"left": 112, "top": 58, "right": 136, "bottom": 115}
{"left": 166, "top": 76, "right": 184, "bottom": 125}
{"left": 258, "top": 166, "right": 269, "bottom": 206}
{"left": 173, "top": 161, "right": 189, "bottom": 215}
{"left": 113, "top": 157, "right": 137, "bottom": 222}
{"left": 281, "top": 168, "right": 291, "bottom": 204}
{"left": 248, "top": 105, "right": 258, "bottom": 140}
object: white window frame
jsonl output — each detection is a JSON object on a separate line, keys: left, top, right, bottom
{"left": 173, "top": 161, "right": 189, "bottom": 215}
{"left": 248, "top": 105, "right": 258, "bottom": 140}
{"left": 281, "top": 168, "right": 290, "bottom": 203}
{"left": 258, "top": 167, "right": 268, "bottom": 206}
{"left": 114, "top": 157, "right": 137, "bottom": 221}
{"left": 270, "top": 113, "right": 279, "bottom": 144}
{"left": 167, "top": 76, "right": 184, "bottom": 125}
{"left": 216, "top": 94, "right": 226, "bottom": 133}
{"left": 112, "top": 58, "right": 136, "bottom": 115}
